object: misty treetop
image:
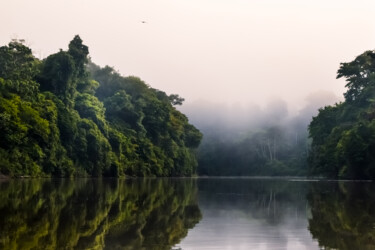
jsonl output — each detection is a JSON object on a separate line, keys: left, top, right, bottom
{"left": 201, "top": 48, "right": 375, "bottom": 179}
{"left": 0, "top": 35, "right": 202, "bottom": 177}
{"left": 197, "top": 123, "right": 309, "bottom": 176}
{"left": 309, "top": 50, "right": 375, "bottom": 179}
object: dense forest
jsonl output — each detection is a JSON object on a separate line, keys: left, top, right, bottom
{"left": 309, "top": 50, "right": 375, "bottom": 179}
{"left": 0, "top": 36, "right": 202, "bottom": 177}
{"left": 2, "top": 35, "right": 375, "bottom": 179}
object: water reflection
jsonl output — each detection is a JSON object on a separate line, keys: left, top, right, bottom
{"left": 0, "top": 178, "right": 201, "bottom": 250}
{"left": 177, "top": 178, "right": 319, "bottom": 250}
{"left": 308, "top": 181, "right": 375, "bottom": 250}
{"left": 1, "top": 178, "right": 375, "bottom": 250}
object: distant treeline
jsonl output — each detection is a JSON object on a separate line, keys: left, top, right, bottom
{"left": 197, "top": 123, "right": 309, "bottom": 176}
{"left": 197, "top": 48, "right": 375, "bottom": 179}
{"left": 0, "top": 36, "right": 202, "bottom": 177}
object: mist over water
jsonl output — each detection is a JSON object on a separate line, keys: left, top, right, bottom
{"left": 179, "top": 90, "right": 341, "bottom": 162}
{"left": 180, "top": 90, "right": 341, "bottom": 134}
{"left": 179, "top": 90, "right": 342, "bottom": 176}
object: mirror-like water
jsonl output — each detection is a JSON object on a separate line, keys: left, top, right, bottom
{"left": 0, "top": 178, "right": 201, "bottom": 250}
{"left": 177, "top": 178, "right": 317, "bottom": 250}
{"left": 1, "top": 178, "right": 374, "bottom": 250}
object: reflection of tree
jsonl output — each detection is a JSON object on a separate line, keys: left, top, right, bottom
{"left": 198, "top": 179, "right": 309, "bottom": 224}
{"left": 192, "top": 179, "right": 315, "bottom": 250}
{"left": 307, "top": 182, "right": 375, "bottom": 250}
{"left": 0, "top": 179, "right": 201, "bottom": 250}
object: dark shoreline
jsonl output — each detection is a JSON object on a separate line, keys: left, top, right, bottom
{"left": 0, "top": 175, "right": 373, "bottom": 182}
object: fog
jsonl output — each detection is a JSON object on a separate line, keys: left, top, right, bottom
{"left": 180, "top": 90, "right": 341, "bottom": 137}
{"left": 1, "top": 0, "right": 375, "bottom": 110}
{"left": 183, "top": 90, "right": 342, "bottom": 176}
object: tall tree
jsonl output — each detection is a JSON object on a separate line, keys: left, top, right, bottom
{"left": 309, "top": 49, "right": 375, "bottom": 179}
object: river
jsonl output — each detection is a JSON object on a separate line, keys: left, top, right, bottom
{"left": 0, "top": 177, "right": 374, "bottom": 249}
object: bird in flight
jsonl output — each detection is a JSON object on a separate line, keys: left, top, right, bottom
{"left": 141, "top": 21, "right": 147, "bottom": 24}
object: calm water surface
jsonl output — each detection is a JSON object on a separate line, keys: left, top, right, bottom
{"left": 0, "top": 178, "right": 374, "bottom": 249}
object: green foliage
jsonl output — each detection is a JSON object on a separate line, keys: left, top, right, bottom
{"left": 309, "top": 49, "right": 375, "bottom": 179}
{"left": 90, "top": 62, "right": 202, "bottom": 176}
{"left": 168, "top": 94, "right": 185, "bottom": 105}
{"left": 0, "top": 41, "right": 40, "bottom": 81}
{"left": 38, "top": 51, "right": 76, "bottom": 107}
{"left": 337, "top": 50, "right": 375, "bottom": 104}
{"left": 75, "top": 93, "right": 107, "bottom": 133}
{"left": 68, "top": 35, "right": 89, "bottom": 79}
{"left": 76, "top": 79, "right": 99, "bottom": 95}
{"left": 0, "top": 41, "right": 40, "bottom": 101}
{"left": 0, "top": 93, "right": 73, "bottom": 177}
{"left": 0, "top": 36, "right": 201, "bottom": 177}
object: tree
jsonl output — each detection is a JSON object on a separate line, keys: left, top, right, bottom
{"left": 38, "top": 51, "right": 76, "bottom": 106}
{"left": 0, "top": 41, "right": 40, "bottom": 100}
{"left": 337, "top": 50, "right": 375, "bottom": 104}
{"left": 169, "top": 94, "right": 185, "bottom": 105}
{"left": 0, "top": 40, "right": 39, "bottom": 81}
{"left": 309, "top": 48, "right": 375, "bottom": 179}
{"left": 68, "top": 35, "right": 89, "bottom": 79}
{"left": 0, "top": 36, "right": 202, "bottom": 177}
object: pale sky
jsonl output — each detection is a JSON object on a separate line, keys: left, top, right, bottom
{"left": 2, "top": 0, "right": 375, "bottom": 109}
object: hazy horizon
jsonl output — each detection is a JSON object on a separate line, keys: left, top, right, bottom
{"left": 2, "top": 0, "right": 375, "bottom": 109}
